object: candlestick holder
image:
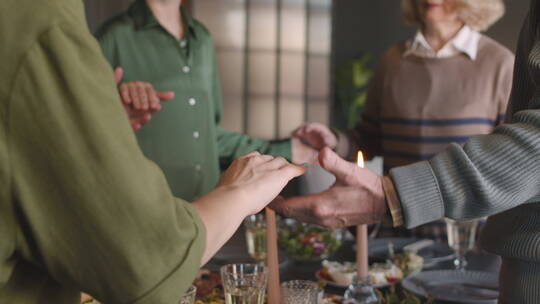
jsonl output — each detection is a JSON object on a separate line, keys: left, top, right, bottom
{"left": 343, "top": 275, "right": 378, "bottom": 304}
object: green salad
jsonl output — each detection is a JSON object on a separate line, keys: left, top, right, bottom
{"left": 279, "top": 220, "right": 342, "bottom": 262}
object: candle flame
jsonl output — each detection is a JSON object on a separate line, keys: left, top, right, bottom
{"left": 357, "top": 151, "right": 364, "bottom": 168}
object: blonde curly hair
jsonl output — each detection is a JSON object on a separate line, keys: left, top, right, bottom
{"left": 401, "top": 0, "right": 505, "bottom": 32}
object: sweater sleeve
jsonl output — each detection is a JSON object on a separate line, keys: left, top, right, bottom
{"left": 390, "top": 25, "right": 540, "bottom": 228}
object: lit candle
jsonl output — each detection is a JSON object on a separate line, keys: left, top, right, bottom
{"left": 265, "top": 208, "right": 280, "bottom": 304}
{"left": 356, "top": 151, "right": 369, "bottom": 281}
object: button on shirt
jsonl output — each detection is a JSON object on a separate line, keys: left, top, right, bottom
{"left": 403, "top": 25, "right": 481, "bottom": 60}
{"left": 96, "top": 0, "right": 291, "bottom": 201}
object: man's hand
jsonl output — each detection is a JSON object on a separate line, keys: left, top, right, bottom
{"left": 114, "top": 67, "right": 175, "bottom": 131}
{"left": 292, "top": 122, "right": 337, "bottom": 150}
{"left": 291, "top": 137, "right": 319, "bottom": 165}
{"left": 270, "top": 147, "right": 387, "bottom": 229}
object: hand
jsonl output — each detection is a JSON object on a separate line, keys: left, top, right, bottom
{"left": 270, "top": 147, "right": 387, "bottom": 229}
{"left": 218, "top": 152, "right": 307, "bottom": 215}
{"left": 291, "top": 137, "right": 319, "bottom": 165}
{"left": 114, "top": 67, "right": 175, "bottom": 131}
{"left": 292, "top": 122, "right": 337, "bottom": 150}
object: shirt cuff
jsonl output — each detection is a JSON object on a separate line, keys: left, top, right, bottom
{"left": 382, "top": 176, "right": 404, "bottom": 227}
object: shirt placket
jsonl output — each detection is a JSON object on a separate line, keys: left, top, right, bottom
{"left": 176, "top": 38, "right": 203, "bottom": 175}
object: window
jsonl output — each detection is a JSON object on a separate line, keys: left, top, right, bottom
{"left": 193, "top": 0, "right": 332, "bottom": 139}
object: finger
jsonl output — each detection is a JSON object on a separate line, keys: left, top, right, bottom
{"left": 137, "top": 84, "right": 149, "bottom": 110}
{"left": 259, "top": 156, "right": 288, "bottom": 171}
{"left": 239, "top": 151, "right": 261, "bottom": 160}
{"left": 318, "top": 147, "right": 357, "bottom": 182}
{"left": 156, "top": 91, "right": 176, "bottom": 101}
{"left": 114, "top": 67, "right": 124, "bottom": 84}
{"left": 291, "top": 126, "right": 305, "bottom": 138}
{"left": 146, "top": 86, "right": 160, "bottom": 110}
{"left": 119, "top": 84, "right": 131, "bottom": 104}
{"left": 270, "top": 190, "right": 345, "bottom": 228}
{"left": 129, "top": 85, "right": 142, "bottom": 110}
{"left": 276, "top": 162, "right": 308, "bottom": 180}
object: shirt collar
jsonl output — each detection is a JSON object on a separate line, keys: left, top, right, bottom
{"left": 129, "top": 0, "right": 198, "bottom": 39}
{"left": 404, "top": 25, "right": 480, "bottom": 60}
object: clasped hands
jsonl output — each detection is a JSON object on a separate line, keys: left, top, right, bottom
{"left": 275, "top": 123, "right": 388, "bottom": 229}
{"left": 114, "top": 67, "right": 175, "bottom": 131}
{"left": 113, "top": 68, "right": 388, "bottom": 226}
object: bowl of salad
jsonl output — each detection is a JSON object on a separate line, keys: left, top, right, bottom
{"left": 278, "top": 218, "right": 344, "bottom": 262}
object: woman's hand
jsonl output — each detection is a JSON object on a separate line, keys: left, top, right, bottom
{"left": 113, "top": 67, "right": 175, "bottom": 131}
{"left": 194, "top": 152, "right": 306, "bottom": 265}
{"left": 292, "top": 122, "right": 337, "bottom": 150}
{"left": 218, "top": 152, "right": 307, "bottom": 215}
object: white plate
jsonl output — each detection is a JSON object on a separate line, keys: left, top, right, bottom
{"left": 402, "top": 270, "right": 499, "bottom": 304}
{"left": 315, "top": 269, "right": 397, "bottom": 289}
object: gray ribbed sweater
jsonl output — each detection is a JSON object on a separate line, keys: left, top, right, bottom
{"left": 390, "top": 5, "right": 540, "bottom": 263}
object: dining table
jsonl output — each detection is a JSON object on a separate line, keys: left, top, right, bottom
{"left": 205, "top": 225, "right": 502, "bottom": 304}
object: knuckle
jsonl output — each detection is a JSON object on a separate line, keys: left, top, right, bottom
{"left": 312, "top": 204, "right": 330, "bottom": 220}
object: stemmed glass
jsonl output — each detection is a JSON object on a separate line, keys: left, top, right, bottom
{"left": 343, "top": 275, "right": 378, "bottom": 304}
{"left": 179, "top": 285, "right": 197, "bottom": 304}
{"left": 445, "top": 218, "right": 479, "bottom": 270}
{"left": 244, "top": 214, "right": 267, "bottom": 265}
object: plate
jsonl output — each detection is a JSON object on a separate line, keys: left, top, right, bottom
{"left": 367, "top": 238, "right": 454, "bottom": 268}
{"left": 402, "top": 270, "right": 499, "bottom": 304}
{"left": 315, "top": 269, "right": 396, "bottom": 289}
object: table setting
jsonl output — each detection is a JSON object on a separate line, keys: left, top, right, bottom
{"left": 81, "top": 155, "right": 501, "bottom": 304}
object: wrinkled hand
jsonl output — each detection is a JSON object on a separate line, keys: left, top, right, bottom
{"left": 219, "top": 152, "right": 307, "bottom": 215}
{"left": 291, "top": 137, "right": 319, "bottom": 165}
{"left": 270, "top": 147, "right": 387, "bottom": 229}
{"left": 292, "top": 122, "right": 337, "bottom": 150}
{"left": 114, "top": 67, "right": 175, "bottom": 131}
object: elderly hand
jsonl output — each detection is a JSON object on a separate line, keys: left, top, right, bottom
{"left": 292, "top": 122, "right": 337, "bottom": 150}
{"left": 270, "top": 147, "right": 387, "bottom": 229}
{"left": 114, "top": 67, "right": 175, "bottom": 131}
{"left": 291, "top": 137, "right": 319, "bottom": 165}
{"left": 218, "top": 152, "right": 307, "bottom": 215}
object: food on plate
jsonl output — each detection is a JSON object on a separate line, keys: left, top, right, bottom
{"left": 392, "top": 251, "right": 423, "bottom": 276}
{"left": 279, "top": 219, "right": 343, "bottom": 262}
{"left": 193, "top": 269, "right": 222, "bottom": 298}
{"left": 321, "top": 260, "right": 403, "bottom": 286}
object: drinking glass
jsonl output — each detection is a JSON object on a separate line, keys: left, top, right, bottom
{"left": 280, "top": 280, "right": 319, "bottom": 304}
{"left": 179, "top": 285, "right": 197, "bottom": 304}
{"left": 244, "top": 214, "right": 267, "bottom": 264}
{"left": 220, "top": 264, "right": 268, "bottom": 304}
{"left": 445, "top": 218, "right": 479, "bottom": 270}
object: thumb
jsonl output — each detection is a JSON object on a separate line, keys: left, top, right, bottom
{"left": 114, "top": 67, "right": 124, "bottom": 84}
{"left": 318, "top": 147, "right": 356, "bottom": 183}
{"left": 156, "top": 91, "right": 176, "bottom": 101}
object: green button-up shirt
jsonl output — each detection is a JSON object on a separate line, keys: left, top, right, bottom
{"left": 96, "top": 0, "right": 292, "bottom": 201}
{"left": 0, "top": 0, "right": 205, "bottom": 303}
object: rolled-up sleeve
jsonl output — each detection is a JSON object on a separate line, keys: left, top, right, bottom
{"left": 9, "top": 21, "right": 205, "bottom": 304}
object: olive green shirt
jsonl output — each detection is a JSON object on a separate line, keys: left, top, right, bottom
{"left": 96, "top": 0, "right": 292, "bottom": 201}
{"left": 0, "top": 0, "right": 205, "bottom": 303}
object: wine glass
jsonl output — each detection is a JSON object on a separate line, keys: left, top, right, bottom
{"left": 445, "top": 218, "right": 479, "bottom": 270}
{"left": 244, "top": 214, "right": 267, "bottom": 265}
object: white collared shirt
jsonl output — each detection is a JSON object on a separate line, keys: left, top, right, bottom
{"left": 403, "top": 25, "right": 481, "bottom": 60}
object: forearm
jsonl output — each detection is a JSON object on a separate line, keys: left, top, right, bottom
{"left": 192, "top": 186, "right": 250, "bottom": 265}
{"left": 391, "top": 110, "right": 540, "bottom": 228}
{"left": 217, "top": 127, "right": 292, "bottom": 164}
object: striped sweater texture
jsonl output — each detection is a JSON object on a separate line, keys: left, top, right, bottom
{"left": 350, "top": 35, "right": 514, "bottom": 173}
{"left": 390, "top": 4, "right": 540, "bottom": 265}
